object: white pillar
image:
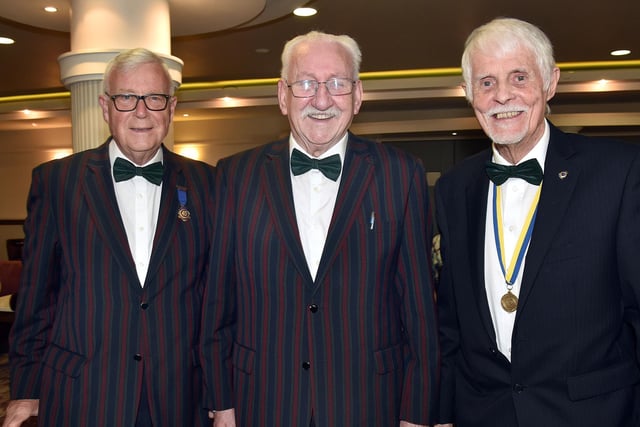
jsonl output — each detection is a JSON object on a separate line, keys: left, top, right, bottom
{"left": 58, "top": 0, "right": 183, "bottom": 152}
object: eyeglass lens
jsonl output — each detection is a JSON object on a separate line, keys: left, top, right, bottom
{"left": 111, "top": 94, "right": 169, "bottom": 111}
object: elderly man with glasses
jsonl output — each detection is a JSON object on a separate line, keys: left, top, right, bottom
{"left": 4, "top": 48, "right": 215, "bottom": 427}
{"left": 200, "top": 31, "right": 439, "bottom": 427}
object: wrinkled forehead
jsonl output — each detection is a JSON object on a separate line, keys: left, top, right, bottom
{"left": 288, "top": 40, "right": 354, "bottom": 79}
{"left": 470, "top": 44, "right": 538, "bottom": 75}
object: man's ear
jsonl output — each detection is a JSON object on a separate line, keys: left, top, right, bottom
{"left": 546, "top": 67, "right": 560, "bottom": 101}
{"left": 277, "top": 80, "right": 289, "bottom": 116}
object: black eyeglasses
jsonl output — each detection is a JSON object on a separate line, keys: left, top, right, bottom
{"left": 106, "top": 93, "right": 172, "bottom": 112}
{"left": 286, "top": 78, "right": 356, "bottom": 98}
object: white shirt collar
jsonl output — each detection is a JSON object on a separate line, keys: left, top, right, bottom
{"left": 491, "top": 120, "right": 550, "bottom": 172}
{"left": 108, "top": 138, "right": 164, "bottom": 168}
{"left": 288, "top": 133, "right": 348, "bottom": 164}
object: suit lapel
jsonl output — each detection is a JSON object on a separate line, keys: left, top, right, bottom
{"left": 262, "top": 141, "right": 315, "bottom": 283}
{"left": 517, "top": 126, "right": 580, "bottom": 312}
{"left": 145, "top": 146, "right": 181, "bottom": 286}
{"left": 314, "top": 136, "right": 374, "bottom": 290}
{"left": 466, "top": 152, "right": 498, "bottom": 342}
{"left": 83, "top": 142, "right": 139, "bottom": 283}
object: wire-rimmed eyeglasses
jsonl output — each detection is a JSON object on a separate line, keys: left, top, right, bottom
{"left": 106, "top": 93, "right": 172, "bottom": 112}
{"left": 286, "top": 78, "right": 356, "bottom": 98}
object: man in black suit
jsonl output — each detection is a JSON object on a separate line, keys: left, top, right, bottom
{"left": 434, "top": 17, "right": 640, "bottom": 427}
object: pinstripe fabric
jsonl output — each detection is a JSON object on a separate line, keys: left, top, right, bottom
{"left": 9, "top": 141, "right": 214, "bottom": 426}
{"left": 200, "top": 134, "right": 439, "bottom": 426}
{"left": 434, "top": 124, "right": 640, "bottom": 426}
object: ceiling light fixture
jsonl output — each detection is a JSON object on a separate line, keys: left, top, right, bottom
{"left": 0, "top": 37, "right": 15, "bottom": 45}
{"left": 293, "top": 7, "right": 317, "bottom": 17}
{"left": 610, "top": 49, "right": 631, "bottom": 56}
{"left": 44, "top": 6, "right": 58, "bottom": 13}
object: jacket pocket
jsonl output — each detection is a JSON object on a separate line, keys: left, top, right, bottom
{"left": 41, "top": 343, "right": 87, "bottom": 378}
{"left": 373, "top": 342, "right": 404, "bottom": 374}
{"left": 232, "top": 342, "right": 256, "bottom": 375}
{"left": 567, "top": 359, "right": 640, "bottom": 401}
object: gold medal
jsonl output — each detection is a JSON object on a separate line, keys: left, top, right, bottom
{"left": 500, "top": 290, "right": 518, "bottom": 313}
{"left": 177, "top": 206, "right": 191, "bottom": 222}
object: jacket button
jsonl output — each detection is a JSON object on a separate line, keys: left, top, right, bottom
{"left": 140, "top": 302, "right": 149, "bottom": 310}
{"left": 309, "top": 304, "right": 318, "bottom": 313}
{"left": 302, "top": 361, "right": 311, "bottom": 370}
{"left": 134, "top": 354, "right": 143, "bottom": 361}
{"left": 513, "top": 383, "right": 525, "bottom": 393}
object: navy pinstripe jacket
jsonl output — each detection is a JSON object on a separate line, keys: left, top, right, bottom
{"left": 200, "top": 134, "right": 439, "bottom": 426}
{"left": 10, "top": 141, "right": 214, "bottom": 426}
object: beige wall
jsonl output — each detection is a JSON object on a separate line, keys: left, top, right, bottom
{"left": 0, "top": 127, "right": 72, "bottom": 220}
{"left": 0, "top": 225, "right": 23, "bottom": 260}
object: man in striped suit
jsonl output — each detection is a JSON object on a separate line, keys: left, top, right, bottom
{"left": 200, "top": 31, "right": 439, "bottom": 426}
{"left": 4, "top": 48, "right": 214, "bottom": 426}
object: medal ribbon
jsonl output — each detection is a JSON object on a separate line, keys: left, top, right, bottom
{"left": 492, "top": 183, "right": 542, "bottom": 288}
{"left": 177, "top": 186, "right": 187, "bottom": 207}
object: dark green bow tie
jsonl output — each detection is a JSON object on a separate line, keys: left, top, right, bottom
{"left": 290, "top": 149, "right": 342, "bottom": 181}
{"left": 113, "top": 157, "right": 164, "bottom": 185}
{"left": 485, "top": 158, "right": 543, "bottom": 186}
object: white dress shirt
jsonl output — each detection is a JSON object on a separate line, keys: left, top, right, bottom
{"left": 290, "top": 135, "right": 347, "bottom": 281}
{"left": 109, "top": 140, "right": 163, "bottom": 286}
{"left": 484, "top": 121, "right": 550, "bottom": 360}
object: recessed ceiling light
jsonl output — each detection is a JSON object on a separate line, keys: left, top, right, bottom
{"left": 610, "top": 49, "right": 631, "bottom": 57}
{"left": 293, "top": 7, "right": 317, "bottom": 17}
{"left": 0, "top": 37, "right": 15, "bottom": 45}
{"left": 44, "top": 6, "right": 58, "bottom": 13}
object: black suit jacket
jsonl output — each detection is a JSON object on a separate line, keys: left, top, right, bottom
{"left": 434, "top": 123, "right": 640, "bottom": 426}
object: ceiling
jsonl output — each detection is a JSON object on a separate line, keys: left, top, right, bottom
{"left": 0, "top": 0, "right": 638, "bottom": 162}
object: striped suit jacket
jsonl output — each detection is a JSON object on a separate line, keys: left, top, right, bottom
{"left": 200, "top": 134, "right": 439, "bottom": 426}
{"left": 9, "top": 141, "right": 214, "bottom": 426}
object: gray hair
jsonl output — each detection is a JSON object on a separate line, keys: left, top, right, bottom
{"left": 280, "top": 31, "right": 362, "bottom": 81}
{"left": 103, "top": 48, "right": 175, "bottom": 95}
{"left": 461, "top": 17, "right": 556, "bottom": 102}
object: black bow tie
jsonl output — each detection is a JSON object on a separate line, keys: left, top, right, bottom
{"left": 113, "top": 157, "right": 164, "bottom": 185}
{"left": 290, "top": 149, "right": 342, "bottom": 181}
{"left": 485, "top": 158, "right": 543, "bottom": 186}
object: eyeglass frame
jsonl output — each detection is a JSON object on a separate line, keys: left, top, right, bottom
{"left": 105, "top": 93, "right": 173, "bottom": 112}
{"left": 286, "top": 78, "right": 357, "bottom": 98}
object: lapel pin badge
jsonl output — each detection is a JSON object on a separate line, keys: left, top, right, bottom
{"left": 177, "top": 186, "right": 191, "bottom": 222}
{"left": 558, "top": 171, "right": 568, "bottom": 180}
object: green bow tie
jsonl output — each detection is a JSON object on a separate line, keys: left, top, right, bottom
{"left": 485, "top": 158, "right": 543, "bottom": 186}
{"left": 290, "top": 149, "right": 342, "bottom": 181}
{"left": 113, "top": 157, "right": 164, "bottom": 185}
